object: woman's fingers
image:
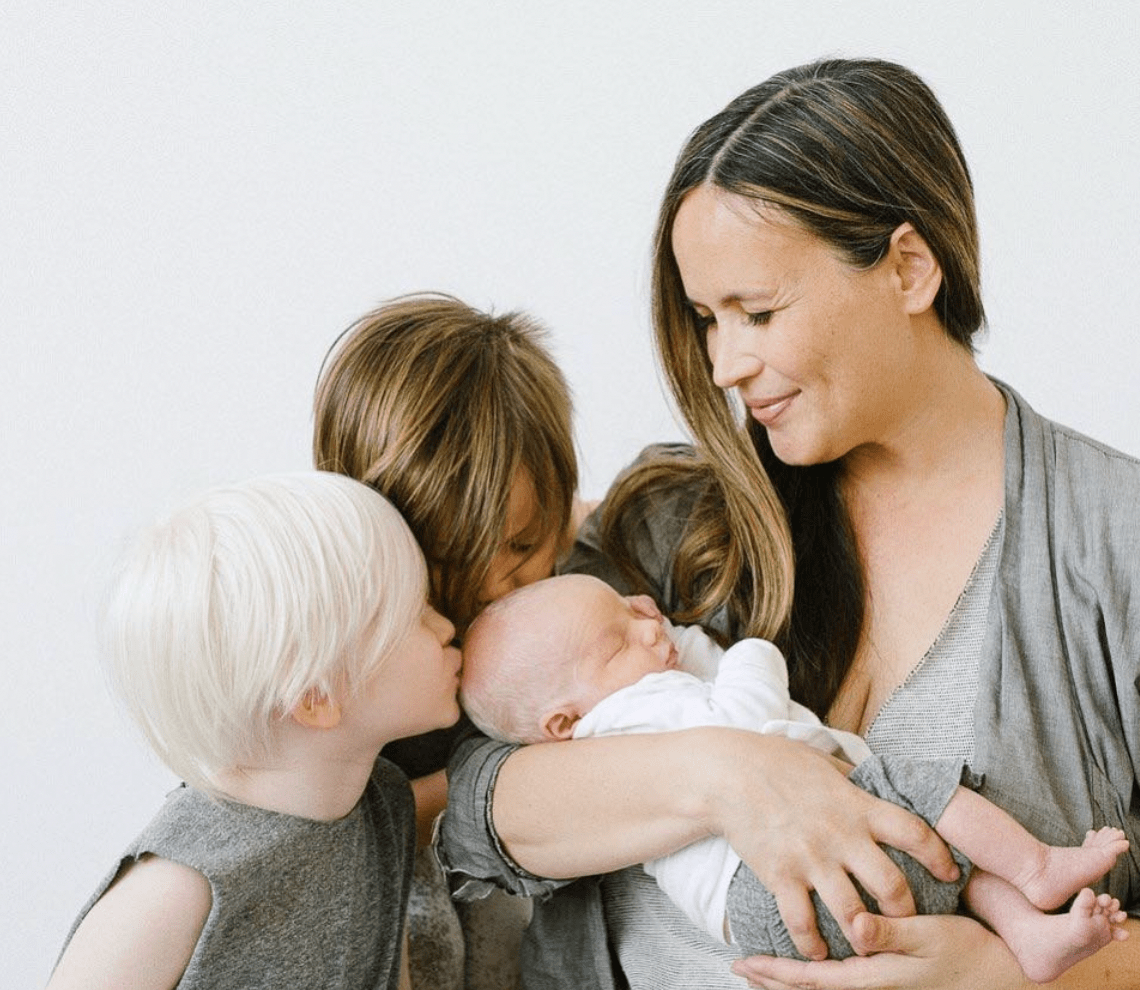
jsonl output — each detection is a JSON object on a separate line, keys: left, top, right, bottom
{"left": 732, "top": 953, "right": 871, "bottom": 990}
{"left": 766, "top": 883, "right": 828, "bottom": 961}
{"left": 848, "top": 910, "right": 913, "bottom": 954}
{"left": 866, "top": 798, "right": 959, "bottom": 882}
{"left": 808, "top": 869, "right": 892, "bottom": 950}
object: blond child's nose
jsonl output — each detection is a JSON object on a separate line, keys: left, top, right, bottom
{"left": 426, "top": 606, "right": 455, "bottom": 644}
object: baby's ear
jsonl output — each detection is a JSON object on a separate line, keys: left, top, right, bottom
{"left": 539, "top": 708, "right": 579, "bottom": 742}
{"left": 291, "top": 688, "right": 343, "bottom": 730}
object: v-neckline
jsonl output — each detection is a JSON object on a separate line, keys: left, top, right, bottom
{"left": 862, "top": 510, "right": 1004, "bottom": 743}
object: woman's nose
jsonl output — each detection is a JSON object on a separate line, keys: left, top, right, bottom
{"left": 708, "top": 318, "right": 763, "bottom": 389}
{"left": 479, "top": 564, "right": 526, "bottom": 606}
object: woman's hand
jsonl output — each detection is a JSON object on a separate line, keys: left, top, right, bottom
{"left": 733, "top": 911, "right": 1140, "bottom": 989}
{"left": 709, "top": 734, "right": 958, "bottom": 960}
{"left": 731, "top": 912, "right": 1025, "bottom": 990}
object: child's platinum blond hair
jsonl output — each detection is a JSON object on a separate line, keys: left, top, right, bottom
{"left": 99, "top": 471, "right": 427, "bottom": 792}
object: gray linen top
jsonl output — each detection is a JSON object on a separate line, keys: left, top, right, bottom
{"left": 599, "top": 515, "right": 1000, "bottom": 990}
{"left": 437, "top": 381, "right": 1140, "bottom": 990}
{"left": 58, "top": 759, "right": 415, "bottom": 989}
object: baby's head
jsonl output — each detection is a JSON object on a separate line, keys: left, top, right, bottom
{"left": 100, "top": 471, "right": 441, "bottom": 794}
{"left": 461, "top": 574, "right": 678, "bottom": 744}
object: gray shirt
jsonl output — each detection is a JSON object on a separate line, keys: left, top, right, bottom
{"left": 437, "top": 380, "right": 1140, "bottom": 990}
{"left": 59, "top": 758, "right": 416, "bottom": 989}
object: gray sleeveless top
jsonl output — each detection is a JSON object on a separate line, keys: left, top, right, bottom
{"left": 58, "top": 758, "right": 415, "bottom": 989}
{"left": 601, "top": 515, "right": 1003, "bottom": 989}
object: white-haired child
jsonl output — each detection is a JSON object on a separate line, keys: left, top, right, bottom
{"left": 48, "top": 472, "right": 463, "bottom": 990}
{"left": 459, "top": 573, "right": 1129, "bottom": 985}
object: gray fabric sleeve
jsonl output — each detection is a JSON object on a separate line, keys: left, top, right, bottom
{"left": 978, "top": 382, "right": 1140, "bottom": 917}
{"left": 437, "top": 727, "right": 575, "bottom": 901}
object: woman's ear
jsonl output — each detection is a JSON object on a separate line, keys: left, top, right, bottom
{"left": 889, "top": 222, "right": 942, "bottom": 315}
{"left": 291, "top": 688, "right": 343, "bottom": 730}
{"left": 539, "top": 708, "right": 580, "bottom": 742}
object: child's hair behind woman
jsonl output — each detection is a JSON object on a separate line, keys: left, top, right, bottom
{"left": 99, "top": 471, "right": 427, "bottom": 794}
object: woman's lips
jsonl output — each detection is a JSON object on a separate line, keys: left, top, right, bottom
{"left": 746, "top": 391, "right": 797, "bottom": 427}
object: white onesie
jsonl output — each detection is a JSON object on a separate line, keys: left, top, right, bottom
{"left": 572, "top": 623, "right": 870, "bottom": 940}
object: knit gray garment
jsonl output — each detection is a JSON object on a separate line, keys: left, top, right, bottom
{"left": 57, "top": 758, "right": 415, "bottom": 989}
{"left": 602, "top": 515, "right": 1002, "bottom": 989}
{"left": 865, "top": 513, "right": 1002, "bottom": 763}
{"left": 725, "top": 755, "right": 973, "bottom": 959}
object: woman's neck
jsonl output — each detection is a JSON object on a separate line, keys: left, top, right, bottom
{"left": 840, "top": 339, "right": 1005, "bottom": 503}
{"left": 826, "top": 337, "right": 1007, "bottom": 735}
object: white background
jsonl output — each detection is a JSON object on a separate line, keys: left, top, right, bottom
{"left": 4, "top": 2, "right": 1137, "bottom": 983}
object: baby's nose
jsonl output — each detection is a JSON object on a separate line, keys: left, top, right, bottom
{"left": 638, "top": 618, "right": 662, "bottom": 644}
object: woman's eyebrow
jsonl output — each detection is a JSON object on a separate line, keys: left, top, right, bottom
{"left": 686, "top": 289, "right": 779, "bottom": 308}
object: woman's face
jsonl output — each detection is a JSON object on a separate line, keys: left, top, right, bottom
{"left": 671, "top": 184, "right": 920, "bottom": 466}
{"left": 476, "top": 468, "right": 561, "bottom": 609}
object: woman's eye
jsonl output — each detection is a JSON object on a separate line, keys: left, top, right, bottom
{"left": 745, "top": 310, "right": 773, "bottom": 327}
{"left": 508, "top": 540, "right": 536, "bottom": 555}
{"left": 691, "top": 310, "right": 715, "bottom": 330}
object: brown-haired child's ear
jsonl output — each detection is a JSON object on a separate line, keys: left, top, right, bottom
{"left": 291, "top": 688, "right": 343, "bottom": 730}
{"left": 540, "top": 708, "right": 580, "bottom": 742}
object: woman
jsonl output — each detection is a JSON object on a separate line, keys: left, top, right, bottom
{"left": 313, "top": 292, "right": 583, "bottom": 990}
{"left": 439, "top": 59, "right": 1139, "bottom": 989}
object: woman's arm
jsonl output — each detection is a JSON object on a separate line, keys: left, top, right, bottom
{"left": 490, "top": 727, "right": 959, "bottom": 960}
{"left": 46, "top": 854, "right": 211, "bottom": 990}
{"left": 731, "top": 912, "right": 1140, "bottom": 990}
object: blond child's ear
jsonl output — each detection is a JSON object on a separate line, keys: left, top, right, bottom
{"left": 539, "top": 708, "right": 580, "bottom": 742}
{"left": 291, "top": 688, "right": 343, "bottom": 730}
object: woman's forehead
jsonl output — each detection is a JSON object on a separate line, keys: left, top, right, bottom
{"left": 672, "top": 188, "right": 818, "bottom": 301}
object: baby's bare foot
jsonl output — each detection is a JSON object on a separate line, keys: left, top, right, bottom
{"left": 1010, "top": 888, "right": 1129, "bottom": 984}
{"left": 1019, "top": 827, "right": 1129, "bottom": 911}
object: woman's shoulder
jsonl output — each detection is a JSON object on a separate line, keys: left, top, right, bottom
{"left": 1001, "top": 382, "right": 1140, "bottom": 577}
{"left": 1002, "top": 380, "right": 1140, "bottom": 497}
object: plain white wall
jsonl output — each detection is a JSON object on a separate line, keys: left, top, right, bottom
{"left": 5, "top": 1, "right": 1137, "bottom": 983}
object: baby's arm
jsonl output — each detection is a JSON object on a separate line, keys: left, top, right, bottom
{"left": 47, "top": 854, "right": 211, "bottom": 990}
{"left": 704, "top": 637, "right": 872, "bottom": 765}
{"left": 689, "top": 637, "right": 799, "bottom": 729}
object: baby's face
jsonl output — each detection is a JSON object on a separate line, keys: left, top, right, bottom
{"left": 564, "top": 577, "right": 679, "bottom": 713}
